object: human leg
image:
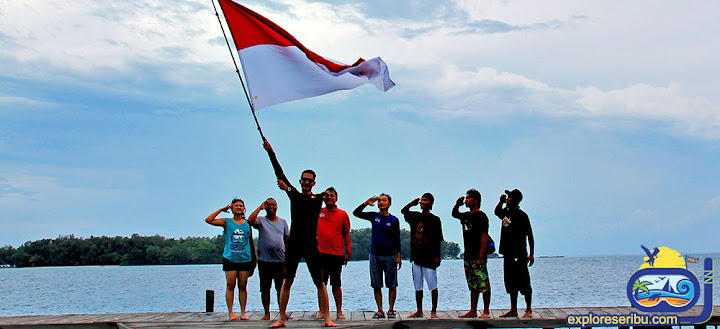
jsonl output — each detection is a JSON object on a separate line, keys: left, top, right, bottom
{"left": 237, "top": 271, "right": 250, "bottom": 320}
{"left": 271, "top": 253, "right": 300, "bottom": 328}
{"left": 224, "top": 270, "right": 239, "bottom": 321}
{"left": 424, "top": 266, "right": 439, "bottom": 318}
{"left": 500, "top": 257, "right": 519, "bottom": 317}
{"left": 332, "top": 286, "right": 344, "bottom": 319}
{"left": 384, "top": 255, "right": 398, "bottom": 313}
{"left": 369, "top": 255, "right": 385, "bottom": 314}
{"left": 409, "top": 263, "right": 424, "bottom": 317}
{"left": 258, "top": 262, "right": 272, "bottom": 320}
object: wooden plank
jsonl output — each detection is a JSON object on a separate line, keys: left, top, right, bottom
{"left": 535, "top": 308, "right": 555, "bottom": 319}
{"left": 490, "top": 309, "right": 507, "bottom": 319}
{"left": 548, "top": 307, "right": 568, "bottom": 320}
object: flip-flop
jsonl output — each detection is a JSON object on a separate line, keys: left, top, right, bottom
{"left": 387, "top": 310, "right": 396, "bottom": 318}
{"left": 269, "top": 322, "right": 286, "bottom": 328}
{"left": 372, "top": 311, "right": 385, "bottom": 319}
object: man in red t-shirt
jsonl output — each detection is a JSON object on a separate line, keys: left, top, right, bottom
{"left": 315, "top": 187, "right": 352, "bottom": 320}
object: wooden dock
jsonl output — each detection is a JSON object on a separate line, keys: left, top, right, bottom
{"left": 1, "top": 306, "right": 718, "bottom": 328}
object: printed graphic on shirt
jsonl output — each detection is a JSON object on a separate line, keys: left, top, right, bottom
{"left": 502, "top": 217, "right": 511, "bottom": 227}
{"left": 230, "top": 228, "right": 246, "bottom": 253}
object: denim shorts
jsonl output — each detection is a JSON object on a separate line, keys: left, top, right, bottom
{"left": 369, "top": 254, "right": 398, "bottom": 289}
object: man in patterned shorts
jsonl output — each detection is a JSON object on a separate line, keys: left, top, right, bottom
{"left": 452, "top": 189, "right": 491, "bottom": 318}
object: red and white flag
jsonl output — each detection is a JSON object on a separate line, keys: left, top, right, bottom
{"left": 217, "top": 0, "right": 395, "bottom": 109}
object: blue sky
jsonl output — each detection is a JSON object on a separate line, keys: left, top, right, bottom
{"left": 1, "top": 0, "right": 719, "bottom": 256}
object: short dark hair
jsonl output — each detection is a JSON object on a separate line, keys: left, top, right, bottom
{"left": 421, "top": 192, "right": 434, "bottom": 210}
{"left": 265, "top": 197, "right": 276, "bottom": 204}
{"left": 301, "top": 169, "right": 316, "bottom": 180}
{"left": 466, "top": 189, "right": 481, "bottom": 206}
{"left": 325, "top": 186, "right": 337, "bottom": 198}
{"left": 380, "top": 193, "right": 391, "bottom": 204}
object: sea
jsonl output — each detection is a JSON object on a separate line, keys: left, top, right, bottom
{"left": 1, "top": 254, "right": 718, "bottom": 316}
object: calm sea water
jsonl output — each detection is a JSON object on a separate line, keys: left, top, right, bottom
{"left": 1, "top": 254, "right": 718, "bottom": 316}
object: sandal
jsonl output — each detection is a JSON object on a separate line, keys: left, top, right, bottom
{"left": 372, "top": 311, "right": 385, "bottom": 319}
{"left": 387, "top": 310, "right": 396, "bottom": 318}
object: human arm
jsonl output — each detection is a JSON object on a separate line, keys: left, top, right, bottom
{"left": 342, "top": 213, "right": 352, "bottom": 264}
{"left": 527, "top": 219, "right": 535, "bottom": 267}
{"left": 352, "top": 197, "right": 378, "bottom": 221}
{"left": 434, "top": 217, "right": 443, "bottom": 267}
{"left": 263, "top": 139, "right": 296, "bottom": 193}
{"left": 451, "top": 196, "right": 464, "bottom": 219}
{"left": 393, "top": 219, "right": 401, "bottom": 269}
{"left": 401, "top": 198, "right": 419, "bottom": 217}
{"left": 246, "top": 201, "right": 265, "bottom": 228}
{"left": 205, "top": 205, "right": 230, "bottom": 227}
{"left": 494, "top": 194, "right": 506, "bottom": 219}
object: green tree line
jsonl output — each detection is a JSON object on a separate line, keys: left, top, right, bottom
{"left": 0, "top": 229, "right": 461, "bottom": 267}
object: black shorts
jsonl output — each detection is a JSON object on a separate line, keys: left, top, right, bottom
{"left": 503, "top": 255, "right": 532, "bottom": 295}
{"left": 223, "top": 257, "right": 255, "bottom": 276}
{"left": 319, "top": 253, "right": 344, "bottom": 287}
{"left": 258, "top": 261, "right": 285, "bottom": 294}
{"left": 284, "top": 247, "right": 322, "bottom": 287}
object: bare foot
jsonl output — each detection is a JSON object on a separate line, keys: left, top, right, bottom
{"left": 522, "top": 311, "right": 533, "bottom": 318}
{"left": 459, "top": 311, "right": 477, "bottom": 318}
{"left": 408, "top": 311, "right": 424, "bottom": 318}
{"left": 314, "top": 312, "right": 324, "bottom": 320}
{"left": 261, "top": 313, "right": 271, "bottom": 320}
{"left": 500, "top": 311, "right": 518, "bottom": 318}
{"left": 430, "top": 312, "right": 439, "bottom": 319}
{"left": 229, "top": 313, "right": 240, "bottom": 321}
{"left": 285, "top": 314, "right": 293, "bottom": 320}
{"left": 479, "top": 312, "right": 490, "bottom": 319}
{"left": 337, "top": 312, "right": 346, "bottom": 319}
{"left": 240, "top": 315, "right": 250, "bottom": 320}
{"left": 324, "top": 320, "right": 337, "bottom": 327}
{"left": 270, "top": 320, "right": 286, "bottom": 328}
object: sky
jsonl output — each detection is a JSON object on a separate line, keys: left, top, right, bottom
{"left": 1, "top": 0, "right": 719, "bottom": 256}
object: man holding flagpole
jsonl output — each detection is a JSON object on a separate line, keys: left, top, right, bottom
{"left": 263, "top": 139, "right": 336, "bottom": 328}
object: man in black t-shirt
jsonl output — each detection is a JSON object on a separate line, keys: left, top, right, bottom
{"left": 451, "top": 189, "right": 491, "bottom": 318}
{"left": 494, "top": 188, "right": 534, "bottom": 318}
{"left": 401, "top": 192, "right": 443, "bottom": 318}
{"left": 263, "top": 140, "right": 336, "bottom": 328}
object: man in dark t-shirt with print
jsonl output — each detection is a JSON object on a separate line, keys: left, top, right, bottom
{"left": 401, "top": 192, "right": 443, "bottom": 318}
{"left": 452, "top": 188, "right": 491, "bottom": 318}
{"left": 494, "top": 188, "right": 534, "bottom": 318}
{"left": 263, "top": 140, "right": 336, "bottom": 328}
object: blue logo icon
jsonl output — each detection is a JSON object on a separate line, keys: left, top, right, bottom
{"left": 626, "top": 246, "right": 713, "bottom": 324}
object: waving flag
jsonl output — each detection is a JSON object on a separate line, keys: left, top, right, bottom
{"left": 217, "top": 0, "right": 395, "bottom": 109}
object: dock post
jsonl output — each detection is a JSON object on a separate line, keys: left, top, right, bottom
{"left": 206, "top": 290, "right": 214, "bottom": 313}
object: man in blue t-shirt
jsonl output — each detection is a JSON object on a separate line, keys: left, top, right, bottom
{"left": 353, "top": 194, "right": 401, "bottom": 319}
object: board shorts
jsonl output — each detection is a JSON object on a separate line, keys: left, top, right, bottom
{"left": 369, "top": 254, "right": 398, "bottom": 289}
{"left": 319, "top": 253, "right": 344, "bottom": 287}
{"left": 503, "top": 255, "right": 532, "bottom": 295}
{"left": 258, "top": 261, "right": 284, "bottom": 294}
{"left": 464, "top": 259, "right": 490, "bottom": 292}
{"left": 412, "top": 263, "right": 438, "bottom": 291}
{"left": 284, "top": 246, "right": 323, "bottom": 287}
{"left": 223, "top": 257, "right": 255, "bottom": 276}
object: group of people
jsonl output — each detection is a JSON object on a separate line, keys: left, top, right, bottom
{"left": 204, "top": 139, "right": 535, "bottom": 327}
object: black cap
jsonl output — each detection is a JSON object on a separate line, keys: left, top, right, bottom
{"left": 504, "top": 189, "right": 523, "bottom": 202}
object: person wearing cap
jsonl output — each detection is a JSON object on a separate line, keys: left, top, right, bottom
{"left": 452, "top": 188, "right": 491, "bottom": 318}
{"left": 494, "top": 189, "right": 534, "bottom": 318}
{"left": 401, "top": 193, "right": 444, "bottom": 318}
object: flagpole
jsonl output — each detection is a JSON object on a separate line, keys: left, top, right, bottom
{"left": 211, "top": 0, "right": 266, "bottom": 142}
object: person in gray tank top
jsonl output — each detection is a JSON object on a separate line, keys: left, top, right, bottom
{"left": 247, "top": 198, "right": 289, "bottom": 320}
